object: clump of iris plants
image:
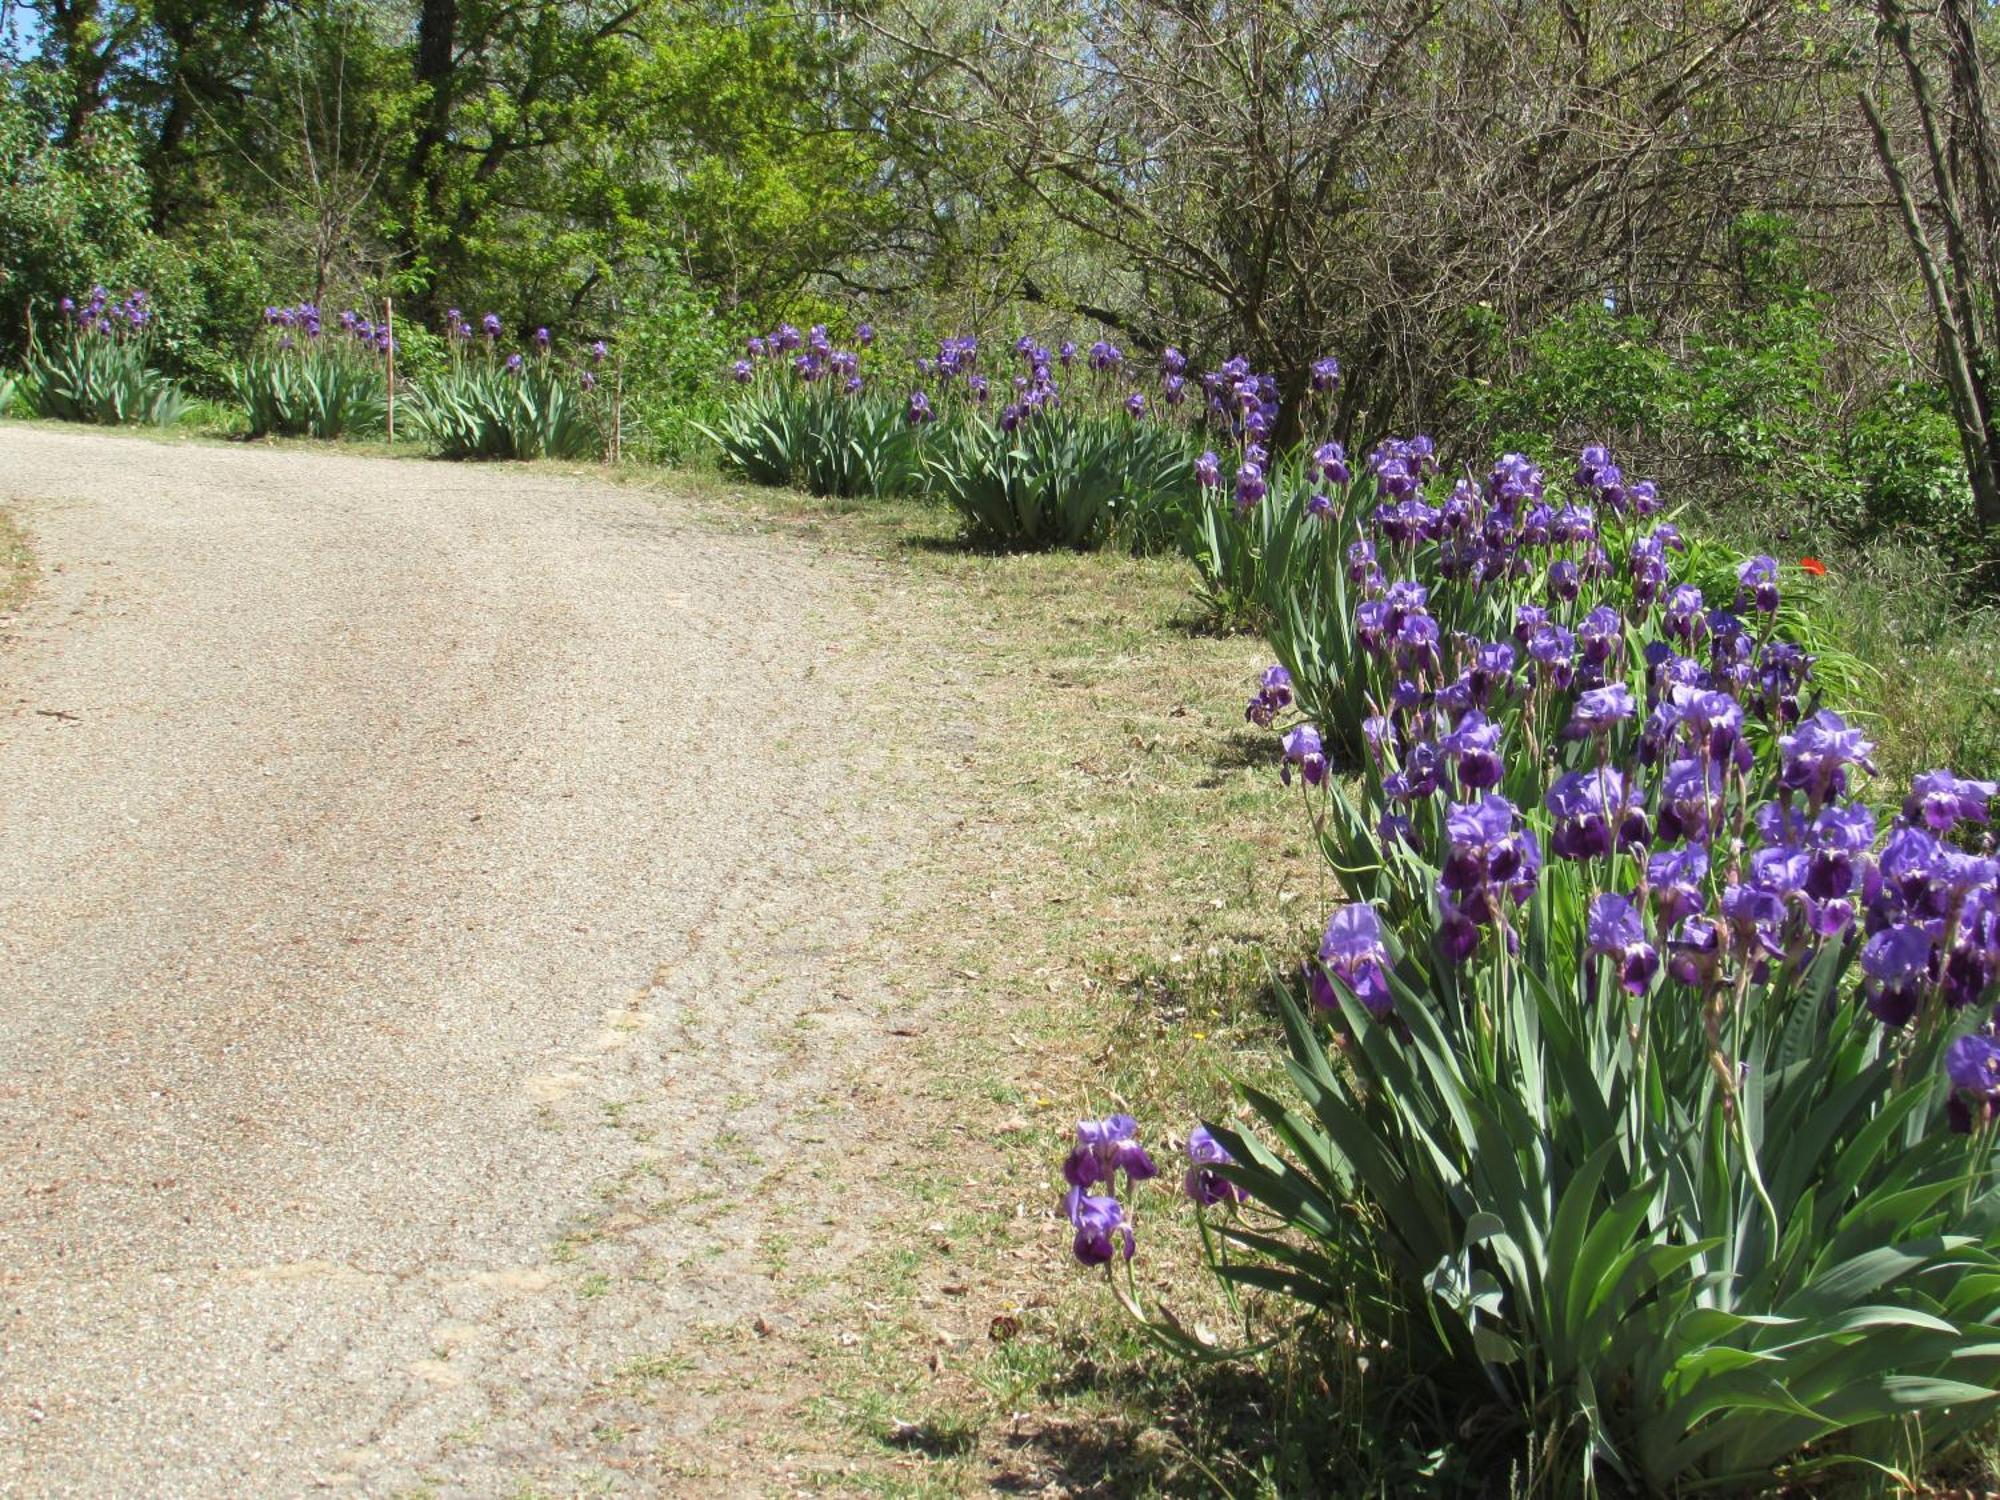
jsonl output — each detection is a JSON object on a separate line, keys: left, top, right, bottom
{"left": 232, "top": 302, "right": 392, "bottom": 439}
{"left": 21, "top": 286, "right": 185, "bottom": 426}
{"left": 709, "top": 322, "right": 916, "bottom": 498}
{"left": 408, "top": 309, "right": 605, "bottom": 461}
{"left": 713, "top": 323, "right": 1249, "bottom": 547}
{"left": 1062, "top": 433, "right": 2000, "bottom": 1491}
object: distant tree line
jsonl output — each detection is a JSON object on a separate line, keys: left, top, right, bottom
{"left": 1, "top": 0, "right": 1994, "bottom": 551}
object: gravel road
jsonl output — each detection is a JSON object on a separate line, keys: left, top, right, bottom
{"left": 0, "top": 428, "right": 950, "bottom": 1496}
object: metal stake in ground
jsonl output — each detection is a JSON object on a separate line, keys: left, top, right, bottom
{"left": 385, "top": 295, "right": 397, "bottom": 447}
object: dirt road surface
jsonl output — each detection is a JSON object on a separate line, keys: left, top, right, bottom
{"left": 0, "top": 427, "right": 961, "bottom": 1496}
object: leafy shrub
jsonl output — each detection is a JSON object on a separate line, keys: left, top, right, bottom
{"left": 1063, "top": 430, "right": 2000, "bottom": 1492}
{"left": 926, "top": 410, "right": 1197, "bottom": 550}
{"left": 22, "top": 288, "right": 186, "bottom": 426}
{"left": 1848, "top": 382, "right": 1984, "bottom": 567}
{"left": 0, "top": 370, "right": 16, "bottom": 417}
{"left": 615, "top": 274, "right": 739, "bottom": 464}
{"left": 0, "top": 78, "right": 154, "bottom": 371}
{"left": 408, "top": 323, "right": 603, "bottom": 460}
{"left": 231, "top": 304, "right": 389, "bottom": 439}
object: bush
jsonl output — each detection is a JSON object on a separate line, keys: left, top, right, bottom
{"left": 22, "top": 289, "right": 186, "bottom": 426}
{"left": 1063, "top": 426, "right": 2000, "bottom": 1492}
{"left": 0, "top": 371, "right": 16, "bottom": 418}
{"left": 232, "top": 305, "right": 389, "bottom": 439}
{"left": 614, "top": 277, "right": 740, "bottom": 465}
{"left": 409, "top": 340, "right": 603, "bottom": 460}
{"left": 1848, "top": 382, "right": 1984, "bottom": 567}
{"left": 0, "top": 77, "right": 154, "bottom": 369}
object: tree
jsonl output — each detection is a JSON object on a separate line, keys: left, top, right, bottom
{"left": 1859, "top": 0, "right": 2000, "bottom": 533}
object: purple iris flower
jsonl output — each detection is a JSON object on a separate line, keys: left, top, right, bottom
{"left": 1394, "top": 613, "right": 1441, "bottom": 675}
{"left": 1310, "top": 356, "right": 1341, "bottom": 393}
{"left": 906, "top": 389, "right": 935, "bottom": 426}
{"left": 1565, "top": 683, "right": 1636, "bottom": 740}
{"left": 1184, "top": 1125, "right": 1244, "bottom": 1206}
{"left": 533, "top": 326, "right": 550, "bottom": 351}
{"left": 1306, "top": 492, "right": 1334, "bottom": 518}
{"left": 1059, "top": 340, "right": 1077, "bottom": 366}
{"left": 1779, "top": 711, "right": 1876, "bottom": 806}
{"left": 1658, "top": 757, "right": 1725, "bottom": 843}
{"left": 1947, "top": 1034, "right": 2000, "bottom": 1097}
{"left": 1649, "top": 845, "right": 1709, "bottom": 926}
{"left": 1282, "top": 723, "right": 1328, "bottom": 787}
{"left": 1664, "top": 585, "right": 1706, "bottom": 645}
{"left": 1160, "top": 345, "right": 1186, "bottom": 376}
{"left": 1065, "top": 1189, "right": 1134, "bottom": 1264}
{"left": 1526, "top": 624, "right": 1577, "bottom": 687}
{"left": 1861, "top": 923, "right": 1934, "bottom": 1027}
{"left": 1738, "top": 554, "right": 1781, "bottom": 613}
{"left": 1316, "top": 903, "right": 1394, "bottom": 1017}
{"left": 1629, "top": 534, "right": 1669, "bottom": 608}
{"left": 1362, "top": 714, "right": 1398, "bottom": 762}
{"left": 1667, "top": 914, "right": 1722, "bottom": 987}
{"left": 1124, "top": 391, "right": 1147, "bottom": 418}
{"left": 1195, "top": 450, "right": 1221, "bottom": 489}
{"left": 1904, "top": 770, "right": 1998, "bottom": 832}
{"left": 731, "top": 359, "right": 754, "bottom": 383}
{"left": 1577, "top": 606, "right": 1623, "bottom": 669}
{"left": 1672, "top": 687, "right": 1746, "bottom": 766}
{"left": 481, "top": 312, "right": 501, "bottom": 339}
{"left": 1438, "top": 795, "right": 1542, "bottom": 954}
{"left": 1355, "top": 600, "right": 1393, "bottom": 657}
{"left": 580, "top": 370, "right": 597, "bottom": 392}
{"left": 1586, "top": 892, "right": 1660, "bottom": 994}
{"left": 504, "top": 352, "right": 524, "bottom": 373}
{"left": 1246, "top": 664, "right": 1293, "bottom": 727}
{"left": 1440, "top": 711, "right": 1504, "bottom": 790}
{"left": 1466, "top": 641, "right": 1516, "bottom": 708}
{"left": 1065, "top": 1114, "right": 1159, "bottom": 1188}
{"left": 1548, "top": 768, "right": 1646, "bottom": 860}
{"left": 1234, "top": 462, "right": 1267, "bottom": 510}
{"left": 1311, "top": 441, "right": 1350, "bottom": 485}
{"left": 591, "top": 340, "right": 608, "bottom": 364}
{"left": 856, "top": 323, "right": 875, "bottom": 347}
{"left": 1805, "top": 804, "right": 1875, "bottom": 900}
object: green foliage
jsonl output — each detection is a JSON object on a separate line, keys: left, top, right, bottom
{"left": 22, "top": 331, "right": 187, "bottom": 427}
{"left": 0, "top": 78, "right": 155, "bottom": 367}
{"left": 1462, "top": 216, "right": 1992, "bottom": 574}
{"left": 1465, "top": 294, "right": 1863, "bottom": 537}
{"left": 232, "top": 345, "right": 388, "bottom": 439}
{"left": 0, "top": 77, "right": 267, "bottom": 392}
{"left": 613, "top": 278, "right": 739, "bottom": 464}
{"left": 925, "top": 413, "right": 1198, "bottom": 551}
{"left": 1214, "top": 960, "right": 2000, "bottom": 1493}
{"left": 409, "top": 359, "right": 602, "bottom": 460}
{"left": 1811, "top": 544, "right": 2000, "bottom": 785}
{"left": 0, "top": 370, "right": 16, "bottom": 417}
{"left": 709, "top": 384, "right": 919, "bottom": 499}
{"left": 1187, "top": 455, "right": 1353, "bottom": 633}
{"left": 1848, "top": 383, "right": 1983, "bottom": 565}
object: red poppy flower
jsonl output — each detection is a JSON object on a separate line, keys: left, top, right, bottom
{"left": 1798, "top": 557, "right": 1827, "bottom": 578}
